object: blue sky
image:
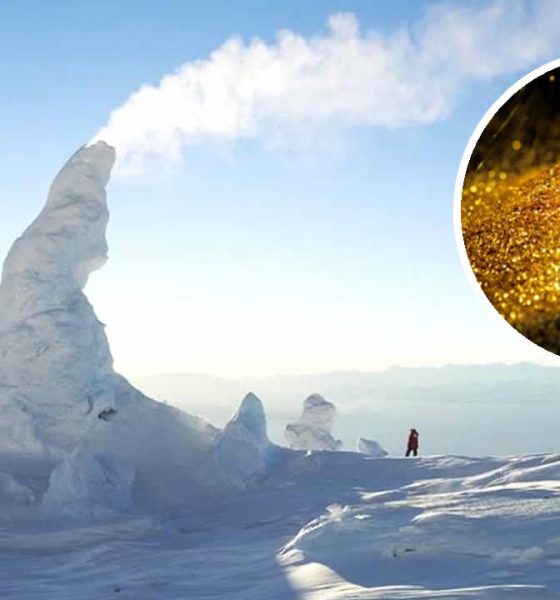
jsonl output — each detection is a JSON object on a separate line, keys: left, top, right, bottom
{"left": 2, "top": 1, "right": 560, "bottom": 377}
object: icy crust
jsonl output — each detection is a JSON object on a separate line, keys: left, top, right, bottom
{"left": 357, "top": 437, "right": 388, "bottom": 457}
{"left": 213, "top": 393, "right": 274, "bottom": 488}
{"left": 285, "top": 394, "right": 342, "bottom": 451}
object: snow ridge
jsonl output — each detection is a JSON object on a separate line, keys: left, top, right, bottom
{"left": 357, "top": 437, "right": 388, "bottom": 457}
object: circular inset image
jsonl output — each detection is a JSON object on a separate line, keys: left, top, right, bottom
{"left": 458, "top": 61, "right": 560, "bottom": 355}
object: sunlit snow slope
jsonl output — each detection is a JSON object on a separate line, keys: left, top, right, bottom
{"left": 1, "top": 453, "right": 559, "bottom": 598}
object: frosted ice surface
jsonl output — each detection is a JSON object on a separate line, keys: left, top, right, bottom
{"left": 285, "top": 394, "right": 342, "bottom": 451}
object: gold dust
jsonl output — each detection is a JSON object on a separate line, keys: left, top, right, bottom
{"left": 462, "top": 162, "right": 560, "bottom": 353}
{"left": 512, "top": 140, "right": 523, "bottom": 151}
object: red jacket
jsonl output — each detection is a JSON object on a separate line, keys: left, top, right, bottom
{"left": 407, "top": 431, "right": 419, "bottom": 450}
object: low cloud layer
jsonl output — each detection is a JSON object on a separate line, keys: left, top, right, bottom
{"left": 93, "top": 1, "right": 560, "bottom": 175}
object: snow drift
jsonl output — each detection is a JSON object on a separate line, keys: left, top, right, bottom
{"left": 357, "top": 437, "right": 388, "bottom": 457}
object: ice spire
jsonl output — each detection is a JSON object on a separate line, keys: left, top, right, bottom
{"left": 0, "top": 142, "right": 115, "bottom": 322}
{"left": 0, "top": 142, "right": 223, "bottom": 513}
{"left": 0, "top": 142, "right": 118, "bottom": 454}
{"left": 213, "top": 393, "right": 272, "bottom": 487}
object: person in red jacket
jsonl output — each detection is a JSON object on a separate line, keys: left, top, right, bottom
{"left": 406, "top": 428, "right": 419, "bottom": 457}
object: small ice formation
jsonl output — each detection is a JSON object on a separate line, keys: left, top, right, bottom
{"left": 357, "top": 437, "right": 388, "bottom": 457}
{"left": 213, "top": 393, "right": 273, "bottom": 488}
{"left": 285, "top": 394, "right": 342, "bottom": 451}
{"left": 42, "top": 442, "right": 135, "bottom": 518}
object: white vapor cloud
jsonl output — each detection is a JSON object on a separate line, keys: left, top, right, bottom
{"left": 94, "top": 1, "right": 560, "bottom": 175}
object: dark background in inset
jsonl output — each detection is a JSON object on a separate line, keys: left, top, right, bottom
{"left": 469, "top": 66, "right": 560, "bottom": 174}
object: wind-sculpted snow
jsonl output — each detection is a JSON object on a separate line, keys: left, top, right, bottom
{"left": 2, "top": 453, "right": 559, "bottom": 597}
{"left": 278, "top": 453, "right": 560, "bottom": 598}
{"left": 285, "top": 394, "right": 342, "bottom": 451}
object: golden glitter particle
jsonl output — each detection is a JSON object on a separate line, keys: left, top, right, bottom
{"left": 511, "top": 140, "right": 522, "bottom": 151}
{"left": 550, "top": 74, "right": 556, "bottom": 82}
{"left": 462, "top": 162, "right": 560, "bottom": 353}
{"left": 469, "top": 185, "right": 478, "bottom": 193}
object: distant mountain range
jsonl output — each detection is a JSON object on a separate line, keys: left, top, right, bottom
{"left": 135, "top": 359, "right": 560, "bottom": 388}
{"left": 132, "top": 361, "right": 560, "bottom": 417}
{"left": 131, "top": 363, "right": 560, "bottom": 455}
